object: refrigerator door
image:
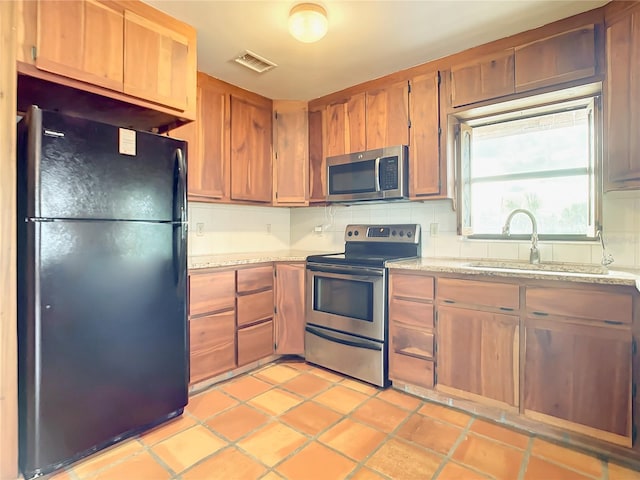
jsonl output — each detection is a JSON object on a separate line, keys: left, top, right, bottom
{"left": 23, "top": 107, "right": 186, "bottom": 222}
{"left": 18, "top": 220, "right": 188, "bottom": 476}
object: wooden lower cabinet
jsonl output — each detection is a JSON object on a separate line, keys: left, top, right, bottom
{"left": 437, "top": 305, "right": 519, "bottom": 408}
{"left": 238, "top": 320, "right": 273, "bottom": 366}
{"left": 189, "top": 310, "right": 235, "bottom": 384}
{"left": 274, "top": 263, "right": 305, "bottom": 355}
{"left": 523, "top": 317, "right": 632, "bottom": 447}
{"left": 388, "top": 271, "right": 435, "bottom": 389}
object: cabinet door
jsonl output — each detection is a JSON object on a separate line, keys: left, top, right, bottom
{"left": 523, "top": 318, "right": 632, "bottom": 447}
{"left": 273, "top": 101, "right": 308, "bottom": 205}
{"left": 450, "top": 49, "right": 515, "bottom": 107}
{"left": 274, "top": 263, "right": 305, "bottom": 355}
{"left": 605, "top": 5, "right": 640, "bottom": 189}
{"left": 365, "top": 80, "right": 409, "bottom": 149}
{"left": 123, "top": 10, "right": 190, "bottom": 111}
{"left": 437, "top": 305, "right": 519, "bottom": 407}
{"left": 515, "top": 25, "right": 596, "bottom": 92}
{"left": 36, "top": 0, "right": 124, "bottom": 91}
{"left": 324, "top": 93, "right": 366, "bottom": 157}
{"left": 230, "top": 95, "right": 272, "bottom": 202}
{"left": 409, "top": 72, "right": 441, "bottom": 197}
{"left": 308, "top": 106, "right": 326, "bottom": 203}
{"left": 189, "top": 311, "right": 236, "bottom": 384}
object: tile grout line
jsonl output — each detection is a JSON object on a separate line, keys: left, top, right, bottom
{"left": 429, "top": 411, "right": 477, "bottom": 479}
{"left": 516, "top": 435, "right": 536, "bottom": 480}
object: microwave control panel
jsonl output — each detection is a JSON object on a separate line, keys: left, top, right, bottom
{"left": 379, "top": 157, "right": 399, "bottom": 190}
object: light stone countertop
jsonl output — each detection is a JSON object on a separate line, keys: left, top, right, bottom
{"left": 188, "top": 250, "right": 330, "bottom": 270}
{"left": 386, "top": 257, "right": 640, "bottom": 289}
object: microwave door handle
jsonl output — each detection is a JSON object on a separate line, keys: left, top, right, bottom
{"left": 374, "top": 157, "right": 381, "bottom": 191}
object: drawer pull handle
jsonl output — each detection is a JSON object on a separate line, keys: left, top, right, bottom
{"left": 604, "top": 320, "right": 623, "bottom": 325}
{"left": 532, "top": 311, "right": 548, "bottom": 316}
{"left": 500, "top": 307, "right": 514, "bottom": 312}
{"left": 443, "top": 299, "right": 455, "bottom": 304}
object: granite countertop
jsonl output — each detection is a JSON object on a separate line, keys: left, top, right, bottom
{"left": 387, "top": 257, "right": 640, "bottom": 289}
{"left": 188, "top": 250, "right": 329, "bottom": 270}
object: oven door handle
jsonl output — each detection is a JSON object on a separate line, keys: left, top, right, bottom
{"left": 307, "top": 263, "right": 384, "bottom": 277}
{"left": 306, "top": 326, "right": 382, "bottom": 351}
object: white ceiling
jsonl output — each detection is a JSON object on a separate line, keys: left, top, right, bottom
{"left": 144, "top": 0, "right": 608, "bottom": 101}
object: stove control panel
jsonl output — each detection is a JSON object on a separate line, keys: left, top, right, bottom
{"left": 345, "top": 224, "right": 421, "bottom": 244}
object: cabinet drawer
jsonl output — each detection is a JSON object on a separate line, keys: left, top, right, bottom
{"left": 389, "top": 353, "right": 434, "bottom": 389}
{"left": 526, "top": 287, "right": 632, "bottom": 324}
{"left": 189, "top": 270, "right": 235, "bottom": 316}
{"left": 237, "top": 289, "right": 274, "bottom": 327}
{"left": 391, "top": 323, "right": 434, "bottom": 360}
{"left": 389, "top": 297, "right": 434, "bottom": 329}
{"left": 438, "top": 277, "right": 519, "bottom": 311}
{"left": 189, "top": 311, "right": 236, "bottom": 383}
{"left": 237, "top": 265, "right": 273, "bottom": 293}
{"left": 238, "top": 320, "right": 273, "bottom": 366}
{"left": 390, "top": 273, "right": 434, "bottom": 301}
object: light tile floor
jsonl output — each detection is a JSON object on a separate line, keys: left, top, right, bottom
{"left": 47, "top": 360, "right": 640, "bottom": 480}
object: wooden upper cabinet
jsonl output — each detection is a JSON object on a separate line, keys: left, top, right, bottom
{"left": 514, "top": 25, "right": 596, "bottom": 92}
{"left": 523, "top": 317, "right": 632, "bottom": 447}
{"left": 36, "top": 0, "right": 124, "bottom": 91}
{"left": 273, "top": 100, "right": 309, "bottom": 206}
{"left": 308, "top": 106, "right": 326, "bottom": 203}
{"left": 174, "top": 73, "right": 230, "bottom": 202}
{"left": 324, "top": 93, "right": 366, "bottom": 157}
{"left": 274, "top": 263, "right": 305, "bottom": 355}
{"left": 450, "top": 49, "right": 515, "bottom": 107}
{"left": 123, "top": 10, "right": 192, "bottom": 112}
{"left": 230, "top": 94, "right": 273, "bottom": 203}
{"left": 408, "top": 71, "right": 441, "bottom": 197}
{"left": 365, "top": 80, "right": 410, "bottom": 149}
{"left": 605, "top": 4, "right": 640, "bottom": 190}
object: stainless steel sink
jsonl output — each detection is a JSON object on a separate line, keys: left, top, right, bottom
{"left": 465, "top": 260, "right": 609, "bottom": 275}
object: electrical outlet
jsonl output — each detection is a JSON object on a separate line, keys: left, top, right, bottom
{"left": 314, "top": 225, "right": 323, "bottom": 233}
{"left": 266, "top": 223, "right": 272, "bottom": 234}
{"left": 196, "top": 222, "right": 205, "bottom": 236}
{"left": 430, "top": 223, "right": 439, "bottom": 236}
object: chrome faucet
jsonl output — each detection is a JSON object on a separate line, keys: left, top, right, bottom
{"left": 502, "top": 209, "right": 540, "bottom": 264}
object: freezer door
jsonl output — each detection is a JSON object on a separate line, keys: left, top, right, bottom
{"left": 18, "top": 220, "right": 188, "bottom": 475}
{"left": 21, "top": 107, "right": 186, "bottom": 221}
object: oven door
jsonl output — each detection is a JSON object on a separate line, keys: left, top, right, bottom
{"left": 306, "top": 263, "right": 386, "bottom": 341}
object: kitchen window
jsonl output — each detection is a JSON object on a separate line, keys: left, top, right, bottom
{"left": 457, "top": 95, "right": 602, "bottom": 240}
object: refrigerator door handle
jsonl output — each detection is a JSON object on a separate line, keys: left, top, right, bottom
{"left": 173, "top": 148, "right": 187, "bottom": 291}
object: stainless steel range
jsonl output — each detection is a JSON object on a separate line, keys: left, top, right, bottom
{"left": 305, "top": 224, "right": 421, "bottom": 387}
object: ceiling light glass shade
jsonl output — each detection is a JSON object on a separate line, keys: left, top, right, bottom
{"left": 288, "top": 3, "right": 328, "bottom": 43}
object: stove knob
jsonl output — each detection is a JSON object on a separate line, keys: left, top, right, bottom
{"left": 407, "top": 231, "right": 413, "bottom": 238}
{"left": 399, "top": 230, "right": 405, "bottom": 237}
{"left": 347, "top": 231, "right": 353, "bottom": 237}
{"left": 354, "top": 230, "right": 359, "bottom": 236}
{"left": 391, "top": 230, "right": 397, "bottom": 236}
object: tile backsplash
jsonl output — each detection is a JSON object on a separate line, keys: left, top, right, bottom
{"left": 189, "top": 190, "right": 640, "bottom": 268}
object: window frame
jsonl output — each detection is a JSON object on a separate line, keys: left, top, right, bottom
{"left": 453, "top": 91, "right": 603, "bottom": 242}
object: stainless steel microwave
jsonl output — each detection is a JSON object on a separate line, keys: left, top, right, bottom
{"left": 326, "top": 145, "right": 409, "bottom": 203}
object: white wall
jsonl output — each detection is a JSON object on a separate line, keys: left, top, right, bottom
{"left": 188, "top": 203, "right": 290, "bottom": 256}
{"left": 189, "top": 193, "right": 640, "bottom": 269}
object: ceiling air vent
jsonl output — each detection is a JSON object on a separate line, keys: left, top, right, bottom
{"left": 233, "top": 50, "right": 277, "bottom": 74}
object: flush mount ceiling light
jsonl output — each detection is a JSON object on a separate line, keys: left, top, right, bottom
{"left": 288, "top": 3, "right": 328, "bottom": 43}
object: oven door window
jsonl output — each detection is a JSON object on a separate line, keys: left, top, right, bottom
{"left": 329, "top": 160, "right": 376, "bottom": 194}
{"left": 314, "top": 276, "right": 373, "bottom": 322}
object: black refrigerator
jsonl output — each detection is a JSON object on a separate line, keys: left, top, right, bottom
{"left": 16, "top": 106, "right": 189, "bottom": 479}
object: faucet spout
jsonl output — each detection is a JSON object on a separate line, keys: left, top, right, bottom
{"left": 502, "top": 209, "right": 540, "bottom": 264}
